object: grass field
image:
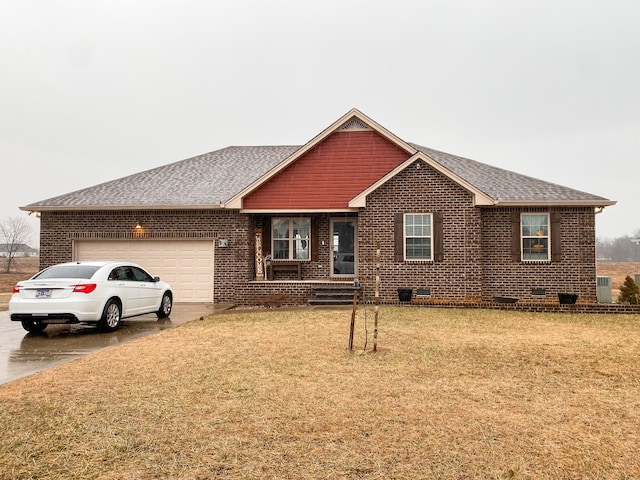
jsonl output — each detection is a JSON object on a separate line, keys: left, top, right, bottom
{"left": 0, "top": 257, "right": 40, "bottom": 309}
{"left": 1, "top": 306, "right": 639, "bottom": 479}
{"left": 596, "top": 262, "right": 640, "bottom": 298}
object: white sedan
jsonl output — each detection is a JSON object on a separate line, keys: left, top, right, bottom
{"left": 9, "top": 261, "right": 173, "bottom": 333}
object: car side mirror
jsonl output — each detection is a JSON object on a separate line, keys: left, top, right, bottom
{"left": 153, "top": 276, "right": 160, "bottom": 282}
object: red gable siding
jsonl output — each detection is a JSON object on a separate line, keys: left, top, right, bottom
{"left": 243, "top": 131, "right": 411, "bottom": 209}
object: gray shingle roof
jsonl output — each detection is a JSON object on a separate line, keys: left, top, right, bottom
{"left": 411, "top": 143, "right": 611, "bottom": 205}
{"left": 25, "top": 146, "right": 299, "bottom": 210}
{"left": 23, "top": 142, "right": 611, "bottom": 211}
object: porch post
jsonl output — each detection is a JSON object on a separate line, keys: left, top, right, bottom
{"left": 254, "top": 228, "right": 265, "bottom": 281}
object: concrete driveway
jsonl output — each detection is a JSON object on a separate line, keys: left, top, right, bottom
{"left": 0, "top": 303, "right": 220, "bottom": 385}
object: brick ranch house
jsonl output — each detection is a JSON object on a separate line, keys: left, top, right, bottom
{"left": 21, "top": 109, "right": 615, "bottom": 306}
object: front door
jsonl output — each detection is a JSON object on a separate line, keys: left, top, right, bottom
{"left": 330, "top": 218, "right": 357, "bottom": 278}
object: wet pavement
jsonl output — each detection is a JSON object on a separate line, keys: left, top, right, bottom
{"left": 0, "top": 303, "right": 222, "bottom": 385}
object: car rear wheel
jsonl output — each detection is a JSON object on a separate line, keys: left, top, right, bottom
{"left": 157, "top": 292, "right": 173, "bottom": 318}
{"left": 21, "top": 319, "right": 47, "bottom": 333}
{"left": 98, "top": 299, "right": 121, "bottom": 332}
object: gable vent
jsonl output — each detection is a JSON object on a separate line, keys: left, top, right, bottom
{"left": 339, "top": 117, "right": 372, "bottom": 131}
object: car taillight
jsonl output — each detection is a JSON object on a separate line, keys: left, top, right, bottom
{"left": 12, "top": 285, "right": 22, "bottom": 294}
{"left": 72, "top": 283, "right": 97, "bottom": 294}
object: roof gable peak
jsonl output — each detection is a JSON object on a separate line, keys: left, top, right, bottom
{"left": 226, "top": 108, "right": 416, "bottom": 208}
{"left": 327, "top": 108, "right": 415, "bottom": 153}
{"left": 337, "top": 115, "right": 372, "bottom": 132}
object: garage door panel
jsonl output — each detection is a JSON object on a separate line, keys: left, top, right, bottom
{"left": 75, "top": 240, "right": 214, "bottom": 303}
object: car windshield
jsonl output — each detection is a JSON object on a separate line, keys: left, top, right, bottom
{"left": 33, "top": 265, "right": 101, "bottom": 280}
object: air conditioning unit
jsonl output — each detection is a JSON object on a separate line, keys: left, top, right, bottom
{"left": 596, "top": 276, "right": 612, "bottom": 304}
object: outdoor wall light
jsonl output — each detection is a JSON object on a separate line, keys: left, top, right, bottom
{"left": 135, "top": 222, "right": 142, "bottom": 229}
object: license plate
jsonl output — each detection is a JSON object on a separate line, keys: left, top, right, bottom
{"left": 35, "top": 289, "right": 52, "bottom": 298}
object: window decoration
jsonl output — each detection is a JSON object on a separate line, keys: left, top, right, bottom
{"left": 272, "top": 218, "right": 310, "bottom": 260}
{"left": 404, "top": 213, "right": 433, "bottom": 261}
{"left": 521, "top": 213, "right": 550, "bottom": 261}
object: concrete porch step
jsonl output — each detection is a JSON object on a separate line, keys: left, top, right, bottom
{"left": 313, "top": 290, "right": 356, "bottom": 297}
{"left": 308, "top": 298, "right": 359, "bottom": 305}
{"left": 308, "top": 284, "right": 361, "bottom": 305}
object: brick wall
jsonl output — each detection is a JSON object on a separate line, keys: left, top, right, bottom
{"left": 356, "top": 160, "right": 599, "bottom": 304}
{"left": 357, "top": 160, "right": 483, "bottom": 303}
{"left": 480, "top": 207, "right": 598, "bottom": 302}
{"left": 39, "top": 209, "right": 255, "bottom": 305}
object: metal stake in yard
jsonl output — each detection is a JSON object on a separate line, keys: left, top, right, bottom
{"left": 373, "top": 243, "right": 380, "bottom": 352}
{"left": 348, "top": 290, "right": 357, "bottom": 351}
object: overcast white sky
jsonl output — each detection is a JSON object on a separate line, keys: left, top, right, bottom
{"left": 1, "top": 0, "right": 639, "bottom": 245}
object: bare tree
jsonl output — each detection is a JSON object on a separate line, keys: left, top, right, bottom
{"left": 0, "top": 217, "right": 34, "bottom": 273}
{"left": 597, "top": 228, "right": 640, "bottom": 261}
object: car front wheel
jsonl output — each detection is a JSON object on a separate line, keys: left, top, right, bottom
{"left": 21, "top": 319, "right": 47, "bottom": 333}
{"left": 157, "top": 292, "right": 173, "bottom": 318}
{"left": 98, "top": 299, "right": 121, "bottom": 332}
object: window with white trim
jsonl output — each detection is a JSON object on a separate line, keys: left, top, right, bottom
{"left": 404, "top": 213, "right": 433, "bottom": 261}
{"left": 521, "top": 213, "right": 550, "bottom": 261}
{"left": 272, "top": 218, "right": 310, "bottom": 260}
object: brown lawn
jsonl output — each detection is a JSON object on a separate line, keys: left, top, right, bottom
{"left": 0, "top": 257, "right": 39, "bottom": 308}
{"left": 0, "top": 306, "right": 639, "bottom": 479}
{"left": 0, "top": 256, "right": 39, "bottom": 284}
{"left": 596, "top": 262, "right": 640, "bottom": 298}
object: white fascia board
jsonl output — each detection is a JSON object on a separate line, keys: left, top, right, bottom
{"left": 20, "top": 203, "right": 226, "bottom": 212}
{"left": 226, "top": 108, "right": 418, "bottom": 209}
{"left": 491, "top": 199, "right": 618, "bottom": 208}
{"left": 240, "top": 208, "right": 357, "bottom": 214}
{"left": 349, "top": 153, "right": 495, "bottom": 208}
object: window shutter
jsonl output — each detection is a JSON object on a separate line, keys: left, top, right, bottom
{"left": 263, "top": 217, "right": 271, "bottom": 256}
{"left": 433, "top": 212, "right": 444, "bottom": 262}
{"left": 551, "top": 212, "right": 562, "bottom": 262}
{"left": 394, "top": 212, "right": 404, "bottom": 262}
{"left": 311, "top": 217, "right": 319, "bottom": 262}
{"left": 511, "top": 212, "right": 521, "bottom": 262}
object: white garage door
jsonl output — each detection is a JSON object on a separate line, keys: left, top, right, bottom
{"left": 75, "top": 240, "right": 214, "bottom": 303}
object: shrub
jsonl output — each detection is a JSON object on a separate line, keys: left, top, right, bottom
{"left": 618, "top": 275, "right": 640, "bottom": 304}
